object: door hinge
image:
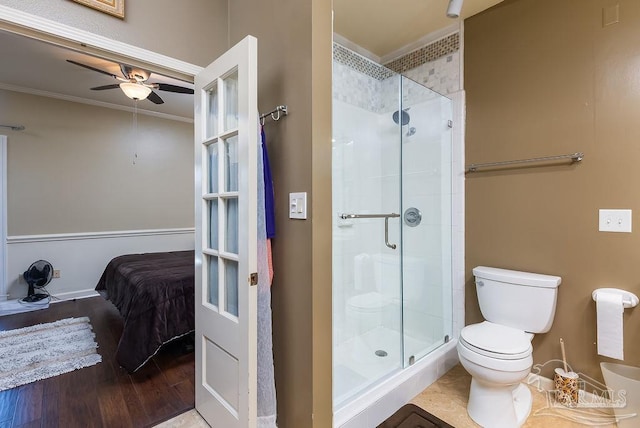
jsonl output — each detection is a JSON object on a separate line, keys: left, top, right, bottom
{"left": 249, "top": 272, "right": 258, "bottom": 286}
{"left": 447, "top": 120, "right": 453, "bottom": 128}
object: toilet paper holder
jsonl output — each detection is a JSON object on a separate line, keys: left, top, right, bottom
{"left": 592, "top": 288, "right": 639, "bottom": 309}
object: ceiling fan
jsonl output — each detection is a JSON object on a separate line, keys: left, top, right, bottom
{"left": 66, "top": 59, "right": 194, "bottom": 104}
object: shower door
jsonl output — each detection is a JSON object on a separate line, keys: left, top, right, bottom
{"left": 332, "top": 53, "right": 453, "bottom": 410}
{"left": 332, "top": 72, "right": 404, "bottom": 408}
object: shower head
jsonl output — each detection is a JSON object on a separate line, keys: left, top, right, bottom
{"left": 392, "top": 109, "right": 410, "bottom": 126}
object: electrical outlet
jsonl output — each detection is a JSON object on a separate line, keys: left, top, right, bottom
{"left": 53, "top": 270, "right": 61, "bottom": 278}
{"left": 599, "top": 209, "right": 632, "bottom": 233}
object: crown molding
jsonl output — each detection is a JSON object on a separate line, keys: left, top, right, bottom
{"left": 0, "top": 82, "right": 193, "bottom": 123}
{"left": 0, "top": 5, "right": 202, "bottom": 81}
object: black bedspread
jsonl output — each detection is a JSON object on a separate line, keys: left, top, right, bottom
{"left": 95, "top": 250, "right": 195, "bottom": 372}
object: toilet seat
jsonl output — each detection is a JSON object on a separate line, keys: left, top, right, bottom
{"left": 347, "top": 292, "right": 391, "bottom": 311}
{"left": 460, "top": 321, "right": 532, "bottom": 360}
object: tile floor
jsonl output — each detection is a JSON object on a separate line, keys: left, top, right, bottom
{"left": 157, "top": 364, "right": 620, "bottom": 427}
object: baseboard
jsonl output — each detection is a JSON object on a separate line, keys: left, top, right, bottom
{"left": 51, "top": 289, "right": 100, "bottom": 302}
{"left": 6, "top": 228, "right": 194, "bottom": 300}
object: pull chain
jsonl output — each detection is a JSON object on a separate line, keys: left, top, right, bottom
{"left": 132, "top": 100, "right": 139, "bottom": 165}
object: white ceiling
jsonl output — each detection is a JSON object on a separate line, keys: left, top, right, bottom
{"left": 333, "top": 0, "right": 504, "bottom": 59}
{"left": 0, "top": 30, "right": 194, "bottom": 121}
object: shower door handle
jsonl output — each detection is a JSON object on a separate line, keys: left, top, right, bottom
{"left": 338, "top": 213, "right": 400, "bottom": 249}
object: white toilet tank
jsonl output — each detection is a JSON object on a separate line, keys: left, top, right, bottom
{"left": 473, "top": 266, "right": 561, "bottom": 333}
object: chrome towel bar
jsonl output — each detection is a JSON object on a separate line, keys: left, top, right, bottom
{"left": 466, "top": 152, "right": 584, "bottom": 173}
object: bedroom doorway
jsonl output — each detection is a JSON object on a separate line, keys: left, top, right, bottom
{"left": 1, "top": 8, "right": 262, "bottom": 428}
{"left": 0, "top": 135, "right": 6, "bottom": 299}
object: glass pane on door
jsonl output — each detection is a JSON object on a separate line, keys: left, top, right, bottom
{"left": 208, "top": 256, "right": 219, "bottom": 307}
{"left": 225, "top": 136, "right": 239, "bottom": 192}
{"left": 223, "top": 71, "right": 239, "bottom": 131}
{"left": 206, "top": 86, "right": 219, "bottom": 138}
{"left": 208, "top": 143, "right": 218, "bottom": 193}
{"left": 225, "top": 260, "right": 239, "bottom": 317}
{"left": 226, "top": 198, "right": 239, "bottom": 254}
{"left": 208, "top": 200, "right": 219, "bottom": 250}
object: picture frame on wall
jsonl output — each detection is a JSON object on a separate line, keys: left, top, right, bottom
{"left": 71, "top": 0, "right": 124, "bottom": 19}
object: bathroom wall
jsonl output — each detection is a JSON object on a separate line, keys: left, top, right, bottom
{"left": 465, "top": 0, "right": 640, "bottom": 381}
{"left": 228, "top": 1, "right": 333, "bottom": 426}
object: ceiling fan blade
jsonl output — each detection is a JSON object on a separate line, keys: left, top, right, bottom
{"left": 91, "top": 84, "right": 121, "bottom": 91}
{"left": 156, "top": 83, "right": 194, "bottom": 94}
{"left": 147, "top": 91, "right": 164, "bottom": 104}
{"left": 66, "top": 60, "right": 119, "bottom": 79}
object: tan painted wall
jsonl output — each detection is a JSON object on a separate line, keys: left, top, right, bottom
{"left": 465, "top": 0, "right": 640, "bottom": 381}
{"left": 0, "top": 0, "right": 228, "bottom": 67}
{"left": 228, "top": 1, "right": 333, "bottom": 426}
{"left": 3, "top": 90, "right": 194, "bottom": 235}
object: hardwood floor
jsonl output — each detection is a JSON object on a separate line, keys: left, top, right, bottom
{"left": 0, "top": 297, "right": 195, "bottom": 428}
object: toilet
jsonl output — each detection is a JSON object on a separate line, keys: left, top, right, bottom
{"left": 346, "top": 254, "right": 425, "bottom": 335}
{"left": 458, "top": 266, "right": 561, "bottom": 428}
{"left": 346, "top": 254, "right": 399, "bottom": 335}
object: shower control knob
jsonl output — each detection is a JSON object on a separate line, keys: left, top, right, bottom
{"left": 403, "top": 207, "right": 422, "bottom": 227}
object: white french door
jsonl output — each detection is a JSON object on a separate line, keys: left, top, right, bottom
{"left": 194, "top": 36, "right": 259, "bottom": 428}
{"left": 0, "top": 136, "right": 6, "bottom": 298}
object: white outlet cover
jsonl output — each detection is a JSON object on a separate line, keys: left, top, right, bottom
{"left": 599, "top": 209, "right": 632, "bottom": 233}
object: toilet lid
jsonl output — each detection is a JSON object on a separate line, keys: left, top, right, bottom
{"left": 460, "top": 322, "right": 532, "bottom": 359}
{"left": 348, "top": 292, "right": 390, "bottom": 310}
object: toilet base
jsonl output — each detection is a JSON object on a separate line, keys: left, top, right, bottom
{"left": 467, "top": 379, "right": 532, "bottom": 428}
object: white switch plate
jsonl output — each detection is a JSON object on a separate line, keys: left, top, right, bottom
{"left": 289, "top": 192, "right": 307, "bottom": 219}
{"left": 599, "top": 209, "right": 632, "bottom": 233}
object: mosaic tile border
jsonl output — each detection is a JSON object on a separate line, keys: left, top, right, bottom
{"left": 384, "top": 33, "right": 459, "bottom": 74}
{"left": 333, "top": 32, "right": 460, "bottom": 79}
{"left": 332, "top": 43, "right": 395, "bottom": 80}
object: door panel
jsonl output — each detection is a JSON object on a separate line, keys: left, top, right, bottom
{"left": 194, "top": 35, "right": 258, "bottom": 428}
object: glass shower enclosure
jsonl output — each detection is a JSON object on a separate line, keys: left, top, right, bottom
{"left": 332, "top": 46, "right": 453, "bottom": 409}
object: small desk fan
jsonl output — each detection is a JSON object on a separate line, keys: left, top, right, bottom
{"left": 21, "top": 260, "right": 53, "bottom": 303}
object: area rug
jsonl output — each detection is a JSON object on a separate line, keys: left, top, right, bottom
{"left": 0, "top": 316, "right": 101, "bottom": 391}
{"left": 378, "top": 403, "right": 454, "bottom": 428}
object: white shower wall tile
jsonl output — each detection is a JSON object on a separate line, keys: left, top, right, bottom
{"left": 402, "top": 53, "right": 461, "bottom": 96}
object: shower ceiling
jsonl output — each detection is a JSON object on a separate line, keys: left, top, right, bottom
{"left": 333, "top": 0, "right": 504, "bottom": 59}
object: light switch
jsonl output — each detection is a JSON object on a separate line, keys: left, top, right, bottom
{"left": 289, "top": 192, "right": 307, "bottom": 219}
{"left": 599, "top": 209, "right": 632, "bottom": 233}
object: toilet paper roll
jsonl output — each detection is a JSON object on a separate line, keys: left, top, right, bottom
{"left": 596, "top": 291, "right": 624, "bottom": 360}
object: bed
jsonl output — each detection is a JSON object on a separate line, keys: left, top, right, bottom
{"left": 95, "top": 250, "right": 195, "bottom": 372}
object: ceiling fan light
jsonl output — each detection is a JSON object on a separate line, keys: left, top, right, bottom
{"left": 119, "top": 82, "right": 152, "bottom": 100}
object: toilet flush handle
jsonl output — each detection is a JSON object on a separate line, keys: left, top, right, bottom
{"left": 476, "top": 280, "right": 484, "bottom": 287}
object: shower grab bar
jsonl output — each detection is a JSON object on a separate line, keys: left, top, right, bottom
{"left": 339, "top": 213, "right": 400, "bottom": 249}
{"left": 466, "top": 152, "right": 583, "bottom": 173}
